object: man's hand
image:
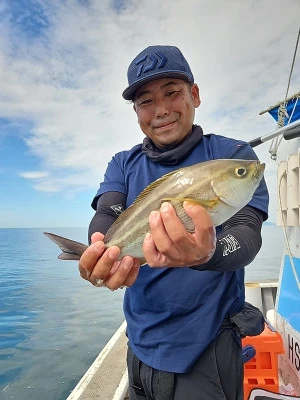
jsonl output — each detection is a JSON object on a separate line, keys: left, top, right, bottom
{"left": 78, "top": 202, "right": 215, "bottom": 288}
{"left": 78, "top": 232, "right": 140, "bottom": 290}
{"left": 143, "top": 202, "right": 216, "bottom": 267}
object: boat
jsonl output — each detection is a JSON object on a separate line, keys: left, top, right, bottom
{"left": 67, "top": 29, "right": 300, "bottom": 400}
{"left": 253, "top": 91, "right": 300, "bottom": 397}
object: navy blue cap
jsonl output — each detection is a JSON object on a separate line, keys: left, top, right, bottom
{"left": 122, "top": 45, "right": 194, "bottom": 100}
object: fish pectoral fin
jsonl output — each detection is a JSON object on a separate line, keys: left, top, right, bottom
{"left": 162, "top": 197, "right": 219, "bottom": 209}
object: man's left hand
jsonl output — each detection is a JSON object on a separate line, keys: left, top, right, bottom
{"left": 143, "top": 202, "right": 216, "bottom": 267}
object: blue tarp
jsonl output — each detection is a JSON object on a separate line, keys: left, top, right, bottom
{"left": 268, "top": 97, "right": 300, "bottom": 124}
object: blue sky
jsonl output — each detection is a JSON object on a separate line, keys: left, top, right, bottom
{"left": 0, "top": 0, "right": 299, "bottom": 228}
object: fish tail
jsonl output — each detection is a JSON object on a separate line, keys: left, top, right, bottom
{"left": 44, "top": 232, "right": 88, "bottom": 260}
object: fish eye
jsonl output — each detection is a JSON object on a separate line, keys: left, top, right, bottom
{"left": 235, "top": 166, "right": 247, "bottom": 177}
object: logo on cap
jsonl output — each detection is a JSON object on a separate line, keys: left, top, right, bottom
{"left": 135, "top": 52, "right": 167, "bottom": 77}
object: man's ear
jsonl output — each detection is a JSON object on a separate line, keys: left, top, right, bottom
{"left": 191, "top": 84, "right": 201, "bottom": 108}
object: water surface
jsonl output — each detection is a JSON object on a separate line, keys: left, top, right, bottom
{"left": 0, "top": 224, "right": 284, "bottom": 399}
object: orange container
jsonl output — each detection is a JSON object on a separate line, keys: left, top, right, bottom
{"left": 242, "top": 322, "right": 284, "bottom": 400}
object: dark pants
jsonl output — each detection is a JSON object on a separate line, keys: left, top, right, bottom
{"left": 127, "top": 329, "right": 243, "bottom": 400}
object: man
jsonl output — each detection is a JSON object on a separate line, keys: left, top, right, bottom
{"left": 79, "top": 45, "right": 269, "bottom": 400}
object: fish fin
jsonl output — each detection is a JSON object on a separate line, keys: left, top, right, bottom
{"left": 161, "top": 197, "right": 219, "bottom": 209}
{"left": 105, "top": 170, "right": 185, "bottom": 227}
{"left": 133, "top": 169, "right": 184, "bottom": 204}
{"left": 140, "top": 257, "right": 147, "bottom": 266}
{"left": 58, "top": 253, "right": 81, "bottom": 260}
{"left": 44, "top": 232, "right": 88, "bottom": 261}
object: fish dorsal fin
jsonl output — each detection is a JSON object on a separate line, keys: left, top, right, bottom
{"left": 106, "top": 169, "right": 181, "bottom": 229}
{"left": 133, "top": 169, "right": 180, "bottom": 204}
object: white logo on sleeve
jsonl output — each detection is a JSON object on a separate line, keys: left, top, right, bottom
{"left": 111, "top": 204, "right": 124, "bottom": 215}
{"left": 219, "top": 234, "right": 241, "bottom": 256}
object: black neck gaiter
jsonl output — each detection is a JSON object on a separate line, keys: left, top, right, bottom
{"left": 141, "top": 125, "right": 203, "bottom": 165}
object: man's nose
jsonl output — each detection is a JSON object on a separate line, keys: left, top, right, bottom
{"left": 154, "top": 99, "right": 170, "bottom": 118}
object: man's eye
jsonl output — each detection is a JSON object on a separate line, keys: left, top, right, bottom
{"left": 139, "top": 98, "right": 152, "bottom": 105}
{"left": 166, "top": 90, "right": 179, "bottom": 97}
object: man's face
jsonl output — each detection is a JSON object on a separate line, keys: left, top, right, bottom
{"left": 133, "top": 78, "right": 201, "bottom": 148}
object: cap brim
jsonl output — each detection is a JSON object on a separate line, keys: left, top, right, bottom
{"left": 122, "top": 71, "right": 193, "bottom": 100}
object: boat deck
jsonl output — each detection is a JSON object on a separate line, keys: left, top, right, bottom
{"left": 66, "top": 321, "right": 129, "bottom": 400}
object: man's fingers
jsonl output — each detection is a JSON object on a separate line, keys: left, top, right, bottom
{"left": 143, "top": 232, "right": 165, "bottom": 267}
{"left": 104, "top": 256, "right": 139, "bottom": 290}
{"left": 159, "top": 202, "right": 186, "bottom": 241}
{"left": 89, "top": 246, "right": 121, "bottom": 284}
{"left": 91, "top": 232, "right": 105, "bottom": 243}
{"left": 183, "top": 202, "right": 212, "bottom": 229}
{"left": 183, "top": 202, "right": 216, "bottom": 255}
{"left": 144, "top": 201, "right": 217, "bottom": 267}
{"left": 79, "top": 240, "right": 106, "bottom": 279}
{"left": 147, "top": 206, "right": 175, "bottom": 253}
{"left": 123, "top": 259, "right": 141, "bottom": 287}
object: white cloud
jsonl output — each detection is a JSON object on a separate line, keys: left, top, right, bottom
{"left": 19, "top": 171, "right": 49, "bottom": 179}
{"left": 0, "top": 0, "right": 299, "bottom": 222}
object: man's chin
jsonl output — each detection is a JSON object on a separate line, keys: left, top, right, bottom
{"left": 154, "top": 135, "right": 182, "bottom": 150}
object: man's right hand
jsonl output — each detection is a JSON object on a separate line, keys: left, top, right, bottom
{"left": 78, "top": 232, "right": 140, "bottom": 291}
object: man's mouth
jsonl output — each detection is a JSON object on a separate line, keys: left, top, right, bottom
{"left": 154, "top": 121, "right": 175, "bottom": 130}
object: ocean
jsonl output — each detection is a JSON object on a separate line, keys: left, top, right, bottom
{"left": 0, "top": 224, "right": 284, "bottom": 400}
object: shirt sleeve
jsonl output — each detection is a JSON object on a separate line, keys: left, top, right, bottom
{"left": 190, "top": 205, "right": 264, "bottom": 272}
{"left": 91, "top": 154, "right": 127, "bottom": 210}
{"left": 88, "top": 191, "right": 127, "bottom": 244}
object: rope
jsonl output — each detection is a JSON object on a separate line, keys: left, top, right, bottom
{"left": 284, "top": 27, "right": 300, "bottom": 106}
{"left": 268, "top": 27, "right": 300, "bottom": 160}
{"left": 269, "top": 104, "right": 289, "bottom": 160}
{"left": 275, "top": 96, "right": 300, "bottom": 151}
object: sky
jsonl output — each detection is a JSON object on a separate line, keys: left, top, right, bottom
{"left": 0, "top": 0, "right": 299, "bottom": 229}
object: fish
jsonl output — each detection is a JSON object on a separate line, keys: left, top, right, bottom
{"left": 44, "top": 158, "right": 265, "bottom": 264}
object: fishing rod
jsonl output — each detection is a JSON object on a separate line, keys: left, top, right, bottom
{"left": 249, "top": 118, "right": 300, "bottom": 148}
